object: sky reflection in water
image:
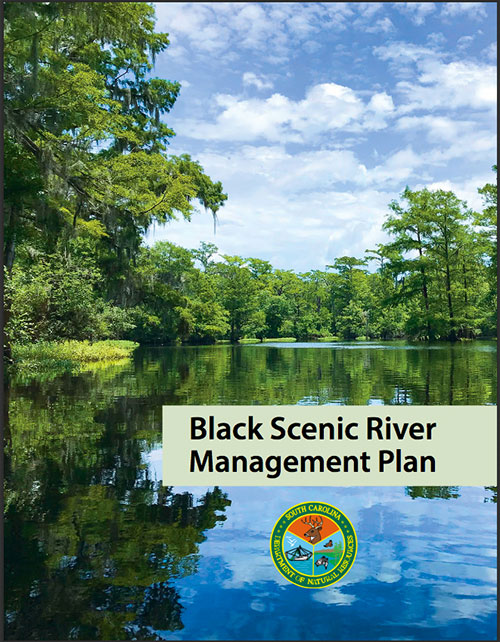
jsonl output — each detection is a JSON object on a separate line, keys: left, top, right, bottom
{"left": 147, "top": 450, "right": 497, "bottom": 641}
{"left": 6, "top": 343, "right": 497, "bottom": 640}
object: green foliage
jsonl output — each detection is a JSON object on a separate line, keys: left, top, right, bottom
{"left": 12, "top": 339, "right": 137, "bottom": 363}
{"left": 7, "top": 184, "right": 496, "bottom": 350}
{"left": 5, "top": 333, "right": 495, "bottom": 638}
{"left": 379, "top": 183, "right": 495, "bottom": 340}
{"left": 10, "top": 340, "right": 138, "bottom": 382}
{"left": 337, "top": 301, "right": 368, "bottom": 340}
{"left": 13, "top": 338, "right": 136, "bottom": 362}
{"left": 4, "top": 1, "right": 227, "bottom": 354}
{"left": 213, "top": 256, "right": 260, "bottom": 342}
{"left": 4, "top": 4, "right": 494, "bottom": 352}
{"left": 5, "top": 238, "right": 136, "bottom": 345}
{"left": 6, "top": 242, "right": 100, "bottom": 343}
{"left": 185, "top": 271, "right": 229, "bottom": 343}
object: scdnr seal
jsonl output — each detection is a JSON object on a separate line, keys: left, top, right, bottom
{"left": 270, "top": 501, "right": 357, "bottom": 588}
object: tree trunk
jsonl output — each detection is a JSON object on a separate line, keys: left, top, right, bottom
{"left": 463, "top": 261, "right": 468, "bottom": 306}
{"left": 3, "top": 206, "right": 15, "bottom": 363}
{"left": 444, "top": 237, "right": 455, "bottom": 340}
{"left": 416, "top": 230, "right": 431, "bottom": 338}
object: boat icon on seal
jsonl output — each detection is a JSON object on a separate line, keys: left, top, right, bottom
{"left": 286, "top": 545, "right": 312, "bottom": 562}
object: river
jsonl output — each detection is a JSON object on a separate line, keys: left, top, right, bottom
{"left": 5, "top": 341, "right": 497, "bottom": 640}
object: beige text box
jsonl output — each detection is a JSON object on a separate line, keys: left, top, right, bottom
{"left": 162, "top": 405, "right": 496, "bottom": 486}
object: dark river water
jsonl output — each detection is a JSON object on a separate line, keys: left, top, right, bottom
{"left": 4, "top": 342, "right": 497, "bottom": 640}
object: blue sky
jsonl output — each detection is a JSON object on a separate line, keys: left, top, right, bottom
{"left": 147, "top": 2, "right": 497, "bottom": 271}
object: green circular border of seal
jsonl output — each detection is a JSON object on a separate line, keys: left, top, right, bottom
{"left": 269, "top": 501, "right": 357, "bottom": 588}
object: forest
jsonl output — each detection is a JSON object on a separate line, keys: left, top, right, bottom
{"left": 4, "top": 2, "right": 497, "bottom": 361}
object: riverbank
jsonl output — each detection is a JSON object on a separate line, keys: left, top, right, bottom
{"left": 6, "top": 341, "right": 497, "bottom": 640}
{"left": 9, "top": 340, "right": 139, "bottom": 381}
{"left": 219, "top": 336, "right": 341, "bottom": 344}
{"left": 217, "top": 335, "right": 495, "bottom": 345}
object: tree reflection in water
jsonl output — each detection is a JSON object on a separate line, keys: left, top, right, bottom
{"left": 405, "top": 486, "right": 461, "bottom": 500}
{"left": 5, "top": 361, "right": 230, "bottom": 640}
{"left": 5, "top": 342, "right": 496, "bottom": 639}
{"left": 6, "top": 480, "right": 230, "bottom": 640}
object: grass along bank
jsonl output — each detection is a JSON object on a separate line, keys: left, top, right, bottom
{"left": 10, "top": 340, "right": 139, "bottom": 381}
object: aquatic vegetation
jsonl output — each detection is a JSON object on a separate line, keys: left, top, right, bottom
{"left": 13, "top": 339, "right": 137, "bottom": 363}
{"left": 9, "top": 340, "right": 138, "bottom": 383}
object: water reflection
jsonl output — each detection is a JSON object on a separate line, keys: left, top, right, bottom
{"left": 154, "top": 486, "right": 496, "bottom": 641}
{"left": 5, "top": 342, "right": 497, "bottom": 640}
{"left": 5, "top": 482, "right": 231, "bottom": 640}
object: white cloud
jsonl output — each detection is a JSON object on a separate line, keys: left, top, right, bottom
{"left": 425, "top": 133, "right": 496, "bottom": 166}
{"left": 397, "top": 116, "right": 495, "bottom": 162}
{"left": 414, "top": 174, "right": 494, "bottom": 211}
{"left": 302, "top": 39, "right": 322, "bottom": 54}
{"left": 426, "top": 32, "right": 447, "bottom": 47}
{"left": 154, "top": 3, "right": 331, "bottom": 63}
{"left": 174, "top": 83, "right": 399, "bottom": 143}
{"left": 196, "top": 145, "right": 369, "bottom": 194}
{"left": 368, "top": 92, "right": 395, "bottom": 114}
{"left": 147, "top": 139, "right": 473, "bottom": 269}
{"left": 396, "top": 59, "right": 496, "bottom": 113}
{"left": 441, "top": 3, "right": 488, "bottom": 20}
{"left": 150, "top": 120, "right": 494, "bottom": 267}
{"left": 395, "top": 2, "right": 436, "bottom": 26}
{"left": 153, "top": 3, "right": 405, "bottom": 64}
{"left": 374, "top": 42, "right": 496, "bottom": 114}
{"left": 365, "top": 17, "right": 395, "bottom": 34}
{"left": 374, "top": 41, "right": 438, "bottom": 64}
{"left": 483, "top": 42, "right": 497, "bottom": 62}
{"left": 357, "top": 3, "right": 384, "bottom": 20}
{"left": 367, "top": 146, "right": 426, "bottom": 185}
{"left": 352, "top": 4, "right": 395, "bottom": 33}
{"left": 457, "top": 35, "right": 474, "bottom": 51}
{"left": 146, "top": 142, "right": 411, "bottom": 269}
{"left": 242, "top": 72, "right": 274, "bottom": 91}
{"left": 395, "top": 116, "right": 495, "bottom": 169}
{"left": 150, "top": 4, "right": 497, "bottom": 272}
{"left": 364, "top": 92, "right": 395, "bottom": 129}
{"left": 396, "top": 115, "right": 477, "bottom": 142}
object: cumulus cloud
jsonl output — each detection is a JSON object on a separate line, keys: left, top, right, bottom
{"left": 396, "top": 115, "right": 477, "bottom": 142}
{"left": 395, "top": 2, "right": 436, "bottom": 26}
{"left": 367, "top": 146, "right": 426, "bottom": 186}
{"left": 155, "top": 3, "right": 346, "bottom": 63}
{"left": 483, "top": 42, "right": 496, "bottom": 62}
{"left": 174, "top": 83, "right": 398, "bottom": 143}
{"left": 414, "top": 175, "right": 494, "bottom": 211}
{"left": 374, "top": 41, "right": 439, "bottom": 64}
{"left": 149, "top": 146, "right": 359, "bottom": 268}
{"left": 374, "top": 42, "right": 496, "bottom": 114}
{"left": 242, "top": 72, "right": 274, "bottom": 91}
{"left": 351, "top": 4, "right": 395, "bottom": 33}
{"left": 363, "top": 92, "right": 395, "bottom": 129}
{"left": 440, "top": 2, "right": 488, "bottom": 20}
{"left": 153, "top": 3, "right": 407, "bottom": 64}
{"left": 457, "top": 35, "right": 474, "bottom": 51}
{"left": 394, "top": 115, "right": 495, "bottom": 169}
{"left": 426, "top": 32, "right": 447, "bottom": 48}
{"left": 147, "top": 139, "right": 473, "bottom": 270}
{"left": 365, "top": 17, "right": 395, "bottom": 34}
{"left": 396, "top": 59, "right": 496, "bottom": 113}
{"left": 425, "top": 133, "right": 496, "bottom": 166}
{"left": 150, "top": 4, "right": 497, "bottom": 271}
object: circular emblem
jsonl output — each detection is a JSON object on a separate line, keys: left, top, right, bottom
{"left": 270, "top": 501, "right": 357, "bottom": 588}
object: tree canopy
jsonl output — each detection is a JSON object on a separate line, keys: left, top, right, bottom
{"left": 4, "top": 2, "right": 226, "bottom": 273}
{"left": 3, "top": 4, "right": 496, "bottom": 349}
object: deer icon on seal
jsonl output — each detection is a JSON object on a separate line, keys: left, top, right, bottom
{"left": 302, "top": 515, "right": 323, "bottom": 544}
